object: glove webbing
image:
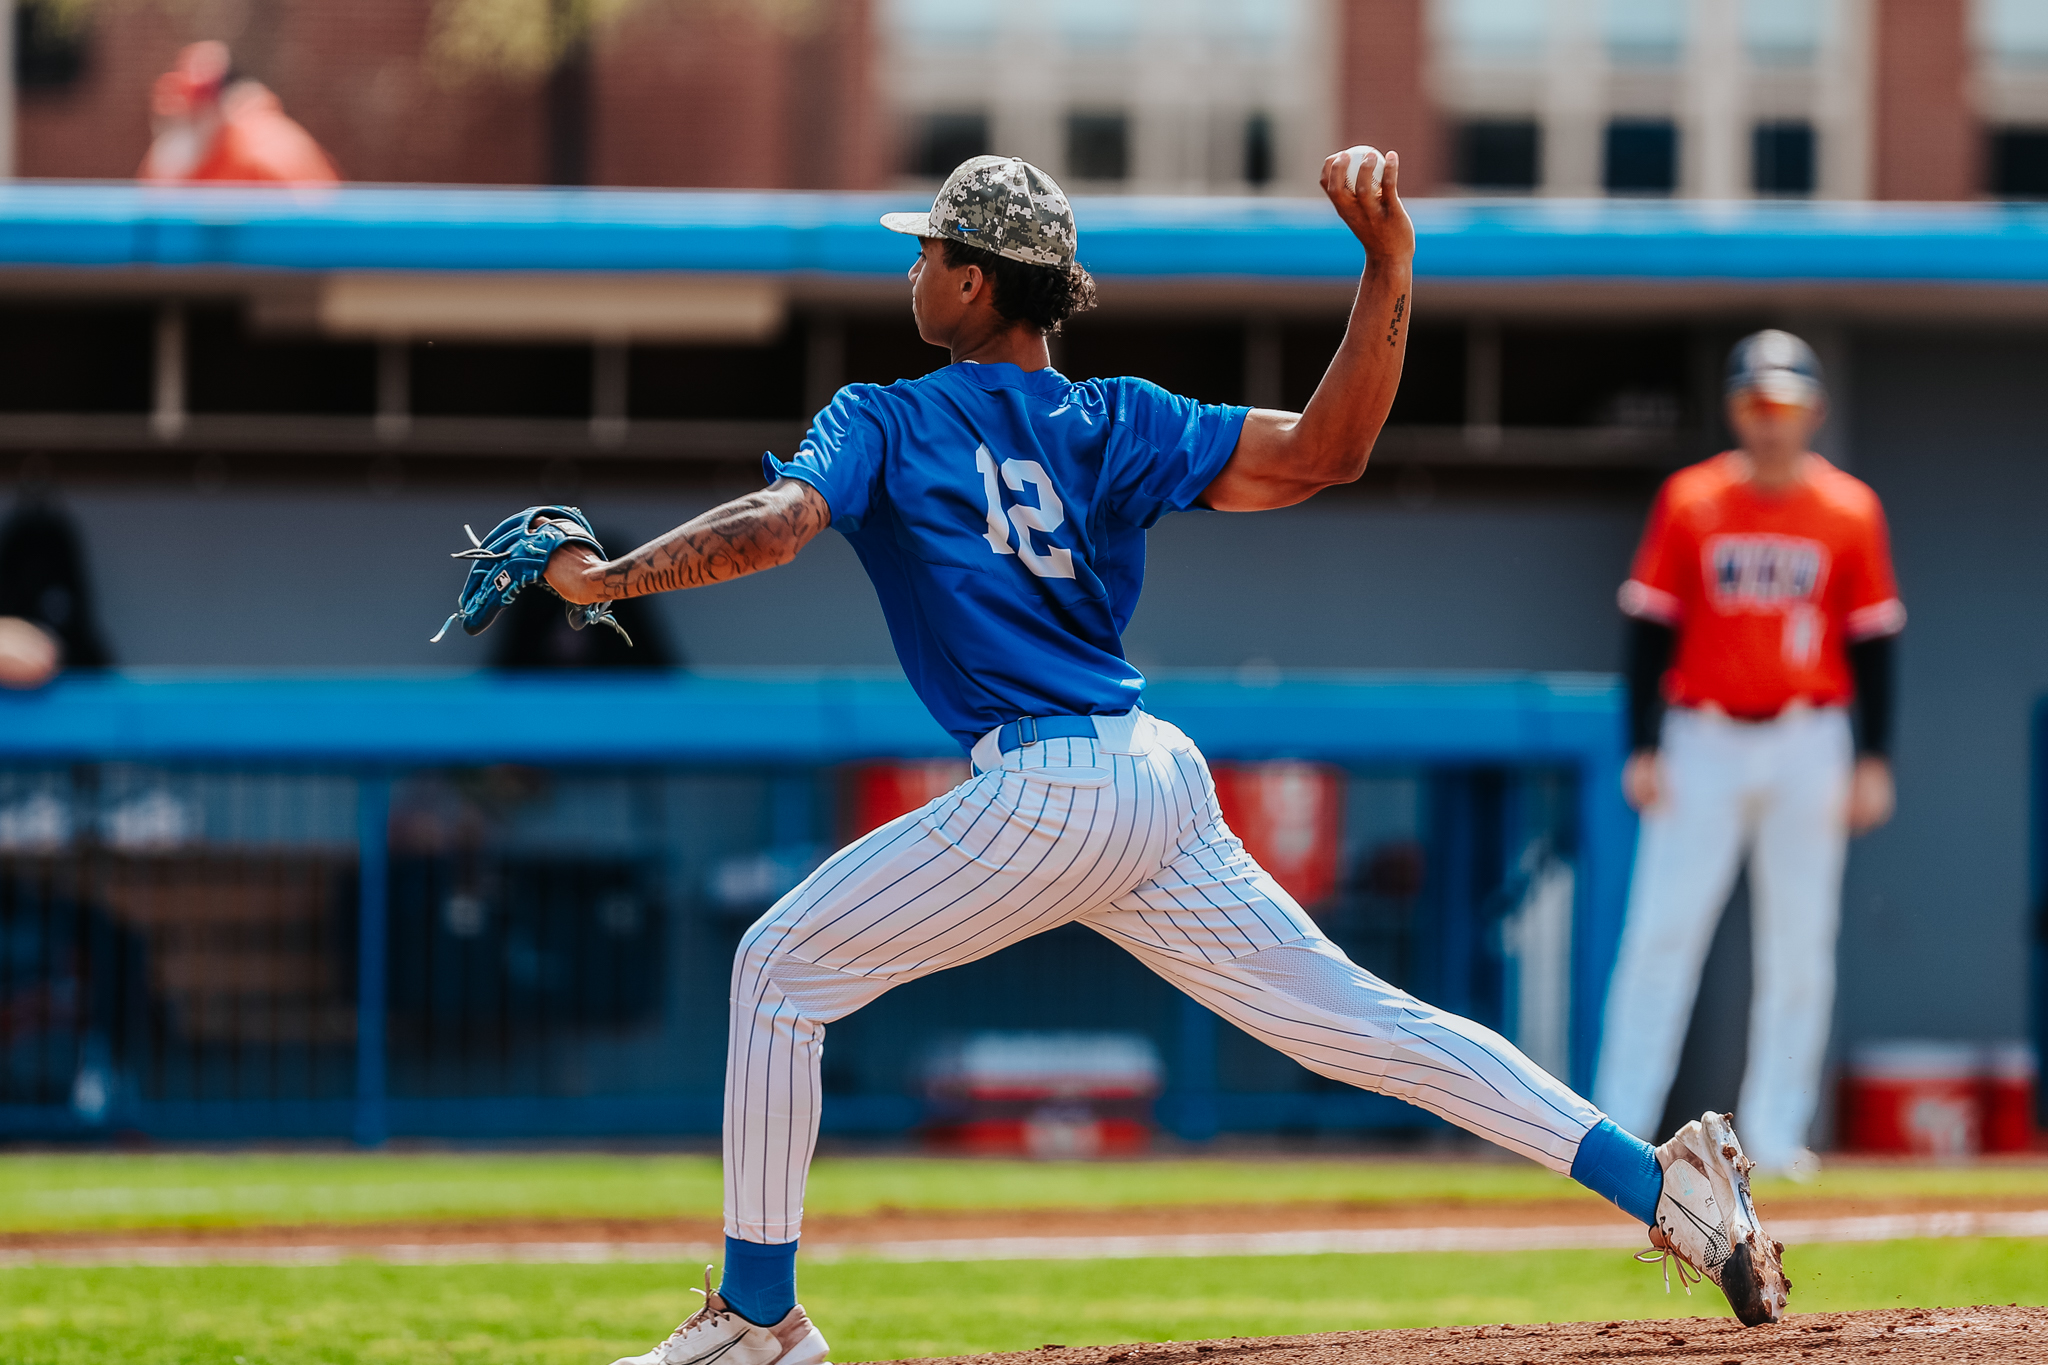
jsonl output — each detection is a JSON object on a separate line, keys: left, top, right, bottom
{"left": 430, "top": 521, "right": 634, "bottom": 646}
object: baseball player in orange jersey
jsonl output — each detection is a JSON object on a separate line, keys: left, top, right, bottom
{"left": 1595, "top": 330, "right": 1903, "bottom": 1175}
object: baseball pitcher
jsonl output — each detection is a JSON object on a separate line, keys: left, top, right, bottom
{"left": 435, "top": 153, "right": 1790, "bottom": 1362}
{"left": 1595, "top": 330, "right": 1903, "bottom": 1176}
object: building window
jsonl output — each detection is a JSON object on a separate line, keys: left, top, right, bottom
{"left": 884, "top": 0, "right": 998, "bottom": 47}
{"left": 1989, "top": 129, "right": 2048, "bottom": 198}
{"left": 908, "top": 112, "right": 989, "bottom": 180}
{"left": 1605, "top": 0, "right": 1684, "bottom": 65}
{"left": 1743, "top": 0, "right": 1821, "bottom": 66}
{"left": 1067, "top": 112, "right": 1130, "bottom": 182}
{"left": 1435, "top": 0, "right": 1546, "bottom": 64}
{"left": 1752, "top": 122, "right": 1815, "bottom": 195}
{"left": 1604, "top": 120, "right": 1677, "bottom": 194}
{"left": 1454, "top": 120, "right": 1540, "bottom": 191}
{"left": 1975, "top": 0, "right": 2048, "bottom": 68}
{"left": 16, "top": 4, "right": 88, "bottom": 89}
{"left": 1244, "top": 112, "right": 1274, "bottom": 187}
{"left": 1058, "top": 0, "right": 1137, "bottom": 48}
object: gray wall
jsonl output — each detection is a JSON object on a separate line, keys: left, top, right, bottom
{"left": 52, "top": 484, "right": 1644, "bottom": 674}
{"left": 1131, "top": 500, "right": 1642, "bottom": 672}
{"left": 1837, "top": 335, "right": 2048, "bottom": 1045}
{"left": 62, "top": 488, "right": 897, "bottom": 670}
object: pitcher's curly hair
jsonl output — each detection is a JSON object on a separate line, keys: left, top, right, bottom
{"left": 941, "top": 238, "right": 1098, "bottom": 336}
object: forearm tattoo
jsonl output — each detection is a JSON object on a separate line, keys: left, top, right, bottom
{"left": 598, "top": 481, "right": 828, "bottom": 599}
{"left": 1386, "top": 293, "right": 1406, "bottom": 347}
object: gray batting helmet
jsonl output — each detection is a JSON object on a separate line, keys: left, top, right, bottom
{"left": 1726, "top": 329, "right": 1824, "bottom": 405}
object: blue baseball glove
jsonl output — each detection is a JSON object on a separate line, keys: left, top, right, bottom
{"left": 430, "top": 504, "right": 632, "bottom": 645}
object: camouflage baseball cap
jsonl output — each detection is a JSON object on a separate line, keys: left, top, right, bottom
{"left": 880, "top": 155, "right": 1077, "bottom": 268}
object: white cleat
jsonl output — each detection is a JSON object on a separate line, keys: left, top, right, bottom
{"left": 1642, "top": 1111, "right": 1790, "bottom": 1327}
{"left": 609, "top": 1270, "right": 829, "bottom": 1365}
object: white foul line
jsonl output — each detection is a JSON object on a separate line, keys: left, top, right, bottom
{"left": 6, "top": 1209, "right": 2048, "bottom": 1267}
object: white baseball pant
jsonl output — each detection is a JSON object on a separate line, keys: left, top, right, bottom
{"left": 1594, "top": 705, "right": 1852, "bottom": 1166}
{"left": 724, "top": 708, "right": 1603, "bottom": 1243}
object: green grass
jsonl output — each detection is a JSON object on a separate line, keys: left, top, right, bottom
{"left": 7, "top": 1152, "right": 2046, "bottom": 1233}
{"left": 3, "top": 1240, "right": 2046, "bottom": 1364}
{"left": 0, "top": 1154, "right": 1598, "bottom": 1232}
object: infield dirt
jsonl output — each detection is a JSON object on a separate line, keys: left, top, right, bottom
{"left": 884, "top": 1307, "right": 2048, "bottom": 1365}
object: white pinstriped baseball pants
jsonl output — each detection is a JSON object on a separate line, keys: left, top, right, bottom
{"left": 724, "top": 709, "right": 1603, "bottom": 1243}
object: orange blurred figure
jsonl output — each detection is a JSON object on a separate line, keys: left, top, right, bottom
{"left": 138, "top": 41, "right": 340, "bottom": 185}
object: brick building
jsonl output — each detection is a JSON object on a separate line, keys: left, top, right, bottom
{"left": 10, "top": 0, "right": 2042, "bottom": 200}
{"left": 1412, "top": 0, "right": 2017, "bottom": 201}
{"left": 11, "top": 0, "right": 885, "bottom": 189}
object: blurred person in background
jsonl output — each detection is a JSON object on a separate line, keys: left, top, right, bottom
{"left": 138, "top": 41, "right": 340, "bottom": 185}
{"left": 0, "top": 501, "right": 113, "bottom": 689}
{"left": 0, "top": 617, "right": 57, "bottom": 688}
{"left": 1595, "top": 330, "right": 1903, "bottom": 1177}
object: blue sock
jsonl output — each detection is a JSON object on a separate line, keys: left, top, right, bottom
{"left": 1570, "top": 1118, "right": 1664, "bottom": 1226}
{"left": 718, "top": 1236, "right": 798, "bottom": 1327}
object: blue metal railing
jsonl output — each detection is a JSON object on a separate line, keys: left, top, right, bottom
{"left": 3, "top": 183, "right": 2048, "bottom": 284}
{"left": 0, "top": 669, "right": 1632, "bottom": 1143}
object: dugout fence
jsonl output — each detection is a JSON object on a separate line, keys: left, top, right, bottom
{"left": 0, "top": 670, "right": 1631, "bottom": 1144}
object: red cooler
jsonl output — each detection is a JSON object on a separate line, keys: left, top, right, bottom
{"left": 1841, "top": 1041, "right": 1981, "bottom": 1157}
{"left": 922, "top": 1031, "right": 1162, "bottom": 1157}
{"left": 843, "top": 760, "right": 970, "bottom": 840}
{"left": 1211, "top": 761, "right": 1344, "bottom": 912}
{"left": 1981, "top": 1041, "right": 2039, "bottom": 1154}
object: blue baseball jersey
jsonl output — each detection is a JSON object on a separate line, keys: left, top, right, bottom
{"left": 765, "top": 361, "right": 1249, "bottom": 750}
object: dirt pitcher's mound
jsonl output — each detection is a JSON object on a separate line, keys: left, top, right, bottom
{"left": 886, "top": 1307, "right": 2048, "bottom": 1365}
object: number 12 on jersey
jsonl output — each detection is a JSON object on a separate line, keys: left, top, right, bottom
{"left": 975, "top": 444, "right": 1075, "bottom": 580}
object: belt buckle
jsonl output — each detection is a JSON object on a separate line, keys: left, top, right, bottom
{"left": 1017, "top": 716, "right": 1038, "bottom": 747}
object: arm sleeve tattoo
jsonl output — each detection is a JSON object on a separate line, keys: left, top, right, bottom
{"left": 597, "top": 479, "right": 831, "bottom": 599}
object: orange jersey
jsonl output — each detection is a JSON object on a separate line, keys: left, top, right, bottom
{"left": 1619, "top": 452, "right": 1904, "bottom": 718}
